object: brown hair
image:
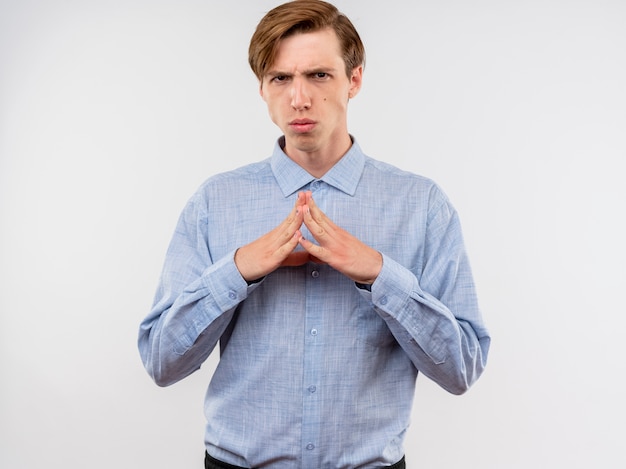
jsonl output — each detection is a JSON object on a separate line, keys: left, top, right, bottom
{"left": 248, "top": 0, "right": 365, "bottom": 81}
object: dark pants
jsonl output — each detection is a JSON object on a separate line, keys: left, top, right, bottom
{"left": 205, "top": 451, "right": 406, "bottom": 469}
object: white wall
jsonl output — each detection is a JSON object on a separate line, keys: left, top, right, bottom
{"left": 1, "top": 1, "right": 624, "bottom": 467}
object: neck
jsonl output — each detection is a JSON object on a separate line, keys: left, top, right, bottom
{"left": 283, "top": 133, "right": 352, "bottom": 178}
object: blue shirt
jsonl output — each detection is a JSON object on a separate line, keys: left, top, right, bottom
{"left": 138, "top": 138, "right": 490, "bottom": 468}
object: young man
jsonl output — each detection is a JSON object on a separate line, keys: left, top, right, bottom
{"left": 138, "top": 1, "right": 490, "bottom": 468}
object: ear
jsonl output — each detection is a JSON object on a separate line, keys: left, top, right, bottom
{"left": 259, "top": 80, "right": 265, "bottom": 101}
{"left": 348, "top": 65, "right": 363, "bottom": 99}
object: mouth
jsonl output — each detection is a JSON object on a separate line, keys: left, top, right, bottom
{"left": 288, "top": 119, "right": 316, "bottom": 134}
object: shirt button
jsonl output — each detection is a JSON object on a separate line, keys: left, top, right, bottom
{"left": 306, "top": 443, "right": 315, "bottom": 450}
{"left": 228, "top": 291, "right": 236, "bottom": 300}
{"left": 311, "top": 180, "right": 320, "bottom": 191}
{"left": 310, "top": 328, "right": 318, "bottom": 336}
{"left": 308, "top": 385, "right": 317, "bottom": 393}
{"left": 380, "top": 296, "right": 388, "bottom": 305}
{"left": 311, "top": 270, "right": 319, "bottom": 278}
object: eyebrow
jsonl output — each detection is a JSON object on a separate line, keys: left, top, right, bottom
{"left": 265, "top": 67, "right": 338, "bottom": 78}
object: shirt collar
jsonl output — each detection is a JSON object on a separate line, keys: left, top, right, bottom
{"left": 270, "top": 136, "right": 366, "bottom": 197}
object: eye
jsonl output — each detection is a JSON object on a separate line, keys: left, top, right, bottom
{"left": 272, "top": 75, "right": 289, "bottom": 83}
{"left": 313, "top": 72, "right": 328, "bottom": 79}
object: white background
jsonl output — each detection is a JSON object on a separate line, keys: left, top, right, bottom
{"left": 1, "top": 1, "right": 625, "bottom": 468}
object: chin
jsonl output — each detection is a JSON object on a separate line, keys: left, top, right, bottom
{"left": 287, "top": 135, "right": 319, "bottom": 151}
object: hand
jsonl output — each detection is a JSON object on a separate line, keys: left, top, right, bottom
{"left": 298, "top": 191, "right": 382, "bottom": 284}
{"left": 234, "top": 192, "right": 309, "bottom": 281}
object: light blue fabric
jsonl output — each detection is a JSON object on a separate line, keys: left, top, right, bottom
{"left": 139, "top": 138, "right": 490, "bottom": 468}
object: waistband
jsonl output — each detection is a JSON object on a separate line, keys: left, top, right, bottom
{"left": 205, "top": 452, "right": 406, "bottom": 469}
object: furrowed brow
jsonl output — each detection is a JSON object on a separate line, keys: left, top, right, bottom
{"left": 265, "top": 67, "right": 338, "bottom": 78}
{"left": 305, "top": 67, "right": 337, "bottom": 75}
{"left": 265, "top": 69, "right": 292, "bottom": 78}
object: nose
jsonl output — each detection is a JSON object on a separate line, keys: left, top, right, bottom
{"left": 290, "top": 79, "right": 311, "bottom": 111}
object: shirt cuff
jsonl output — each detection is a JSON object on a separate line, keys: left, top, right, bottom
{"left": 201, "top": 250, "right": 252, "bottom": 312}
{"left": 368, "top": 253, "right": 417, "bottom": 320}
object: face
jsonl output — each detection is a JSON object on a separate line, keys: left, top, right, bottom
{"left": 260, "top": 28, "right": 362, "bottom": 163}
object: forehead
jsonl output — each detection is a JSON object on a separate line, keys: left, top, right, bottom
{"left": 269, "top": 28, "right": 343, "bottom": 73}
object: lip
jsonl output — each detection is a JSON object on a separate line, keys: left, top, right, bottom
{"left": 288, "top": 119, "right": 316, "bottom": 134}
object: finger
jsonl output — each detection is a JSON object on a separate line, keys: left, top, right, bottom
{"left": 302, "top": 203, "right": 329, "bottom": 243}
{"left": 304, "top": 191, "right": 321, "bottom": 218}
{"left": 304, "top": 193, "right": 338, "bottom": 233}
{"left": 298, "top": 235, "right": 328, "bottom": 263}
{"left": 294, "top": 191, "right": 307, "bottom": 210}
{"left": 304, "top": 192, "right": 325, "bottom": 216}
{"left": 275, "top": 229, "right": 303, "bottom": 260}
{"left": 277, "top": 205, "right": 304, "bottom": 247}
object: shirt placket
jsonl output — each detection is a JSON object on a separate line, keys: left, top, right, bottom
{"left": 301, "top": 179, "right": 325, "bottom": 468}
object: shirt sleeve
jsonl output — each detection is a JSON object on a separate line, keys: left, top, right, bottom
{"left": 137, "top": 192, "right": 259, "bottom": 387}
{"left": 358, "top": 191, "right": 490, "bottom": 395}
